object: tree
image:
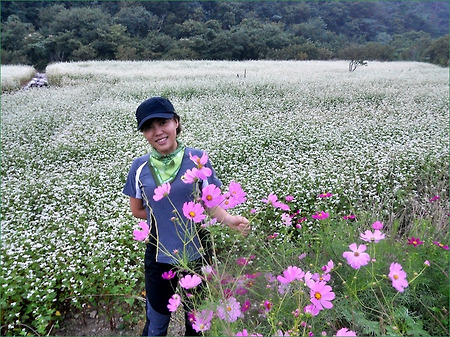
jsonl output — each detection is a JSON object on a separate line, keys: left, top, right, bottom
{"left": 1, "top": 14, "right": 35, "bottom": 51}
{"left": 424, "top": 34, "right": 449, "bottom": 67}
{"left": 114, "top": 5, "right": 158, "bottom": 37}
{"left": 363, "top": 42, "right": 395, "bottom": 61}
{"left": 296, "top": 17, "right": 329, "bottom": 42}
{"left": 23, "top": 32, "right": 49, "bottom": 70}
{"left": 72, "top": 44, "right": 98, "bottom": 61}
{"left": 390, "top": 31, "right": 432, "bottom": 61}
{"left": 42, "top": 7, "right": 111, "bottom": 45}
{"left": 92, "top": 24, "right": 129, "bottom": 60}
{"left": 338, "top": 43, "right": 366, "bottom": 61}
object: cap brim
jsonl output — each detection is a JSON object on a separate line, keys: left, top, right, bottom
{"left": 137, "top": 112, "right": 175, "bottom": 130}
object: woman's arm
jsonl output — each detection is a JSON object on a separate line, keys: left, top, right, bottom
{"left": 207, "top": 206, "right": 250, "bottom": 235}
{"left": 129, "top": 197, "right": 147, "bottom": 220}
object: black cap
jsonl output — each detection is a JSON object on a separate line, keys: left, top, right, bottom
{"left": 136, "top": 97, "right": 175, "bottom": 130}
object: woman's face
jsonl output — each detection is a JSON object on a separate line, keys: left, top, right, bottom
{"left": 142, "top": 118, "right": 179, "bottom": 155}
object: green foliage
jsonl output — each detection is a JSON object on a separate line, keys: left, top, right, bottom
{"left": 0, "top": 2, "right": 448, "bottom": 69}
{"left": 424, "top": 34, "right": 450, "bottom": 67}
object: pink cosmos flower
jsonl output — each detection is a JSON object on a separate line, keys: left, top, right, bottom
{"left": 318, "top": 192, "right": 333, "bottom": 198}
{"left": 299, "top": 253, "right": 307, "bottom": 260}
{"left": 217, "top": 296, "right": 242, "bottom": 322}
{"left": 309, "top": 280, "right": 335, "bottom": 311}
{"left": 312, "top": 211, "right": 329, "bottom": 220}
{"left": 268, "top": 232, "right": 279, "bottom": 239}
{"left": 228, "top": 181, "right": 247, "bottom": 205}
{"left": 221, "top": 182, "right": 247, "bottom": 210}
{"left": 263, "top": 300, "right": 272, "bottom": 312}
{"left": 202, "top": 218, "right": 217, "bottom": 228}
{"left": 285, "top": 195, "right": 294, "bottom": 202}
{"left": 246, "top": 273, "right": 260, "bottom": 280}
{"left": 407, "top": 237, "right": 424, "bottom": 247}
{"left": 342, "top": 243, "right": 371, "bottom": 269}
{"left": 236, "top": 330, "right": 262, "bottom": 337}
{"left": 161, "top": 270, "right": 176, "bottom": 280}
{"left": 189, "top": 151, "right": 212, "bottom": 180}
{"left": 201, "top": 184, "right": 223, "bottom": 208}
{"left": 433, "top": 241, "right": 449, "bottom": 250}
{"left": 235, "top": 287, "right": 248, "bottom": 296}
{"left": 181, "top": 168, "right": 198, "bottom": 184}
{"left": 241, "top": 299, "right": 251, "bottom": 312}
{"left": 281, "top": 213, "right": 292, "bottom": 226}
{"left": 167, "top": 294, "right": 181, "bottom": 312}
{"left": 321, "top": 260, "right": 334, "bottom": 273}
{"left": 312, "top": 273, "right": 331, "bottom": 283}
{"left": 236, "top": 255, "right": 255, "bottom": 266}
{"left": 304, "top": 271, "right": 315, "bottom": 288}
{"left": 277, "top": 266, "right": 305, "bottom": 284}
{"left": 335, "top": 327, "right": 357, "bottom": 336}
{"left": 223, "top": 288, "right": 233, "bottom": 298}
{"left": 371, "top": 221, "right": 383, "bottom": 230}
{"left": 153, "top": 182, "right": 171, "bottom": 201}
{"left": 133, "top": 222, "right": 149, "bottom": 241}
{"left": 261, "top": 193, "right": 278, "bottom": 205}
{"left": 343, "top": 214, "right": 356, "bottom": 220}
{"left": 303, "top": 304, "right": 320, "bottom": 317}
{"left": 360, "top": 230, "right": 385, "bottom": 243}
{"left": 179, "top": 274, "right": 202, "bottom": 289}
{"left": 201, "top": 265, "right": 215, "bottom": 276}
{"left": 429, "top": 195, "right": 440, "bottom": 202}
{"left": 262, "top": 193, "right": 289, "bottom": 211}
{"left": 192, "top": 309, "right": 214, "bottom": 333}
{"left": 182, "top": 201, "right": 206, "bottom": 223}
{"left": 388, "top": 263, "right": 408, "bottom": 292}
{"left": 221, "top": 193, "right": 240, "bottom": 210}
{"left": 278, "top": 203, "right": 290, "bottom": 211}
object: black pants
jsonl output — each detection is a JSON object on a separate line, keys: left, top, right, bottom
{"left": 142, "top": 259, "right": 205, "bottom": 336}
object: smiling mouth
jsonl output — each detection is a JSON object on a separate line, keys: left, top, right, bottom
{"left": 156, "top": 137, "right": 168, "bottom": 144}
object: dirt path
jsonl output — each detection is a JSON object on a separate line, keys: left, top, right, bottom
{"left": 53, "top": 307, "right": 185, "bottom": 336}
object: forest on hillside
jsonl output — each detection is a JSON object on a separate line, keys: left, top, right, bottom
{"left": 1, "top": 1, "right": 449, "bottom": 70}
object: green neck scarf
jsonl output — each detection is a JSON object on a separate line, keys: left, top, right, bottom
{"left": 149, "top": 140, "right": 185, "bottom": 186}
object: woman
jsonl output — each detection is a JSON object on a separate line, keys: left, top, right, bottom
{"left": 123, "top": 97, "right": 250, "bottom": 336}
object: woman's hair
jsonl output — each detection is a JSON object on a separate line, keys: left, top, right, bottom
{"left": 141, "top": 113, "right": 182, "bottom": 135}
{"left": 173, "top": 113, "right": 182, "bottom": 135}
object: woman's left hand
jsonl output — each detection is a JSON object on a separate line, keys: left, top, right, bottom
{"left": 226, "top": 215, "right": 251, "bottom": 236}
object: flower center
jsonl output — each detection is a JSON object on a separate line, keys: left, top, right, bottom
{"left": 314, "top": 292, "right": 322, "bottom": 300}
{"left": 394, "top": 274, "right": 399, "bottom": 280}
{"left": 354, "top": 252, "right": 360, "bottom": 257}
{"left": 189, "top": 211, "right": 196, "bottom": 217}
{"left": 206, "top": 195, "right": 213, "bottom": 201}
{"left": 227, "top": 306, "right": 232, "bottom": 312}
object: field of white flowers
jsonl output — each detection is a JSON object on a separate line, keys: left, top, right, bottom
{"left": 1, "top": 60, "right": 448, "bottom": 335}
{"left": 1, "top": 65, "right": 36, "bottom": 92}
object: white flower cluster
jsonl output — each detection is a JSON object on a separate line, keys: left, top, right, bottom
{"left": 1, "top": 60, "right": 448, "bottom": 334}
{"left": 1, "top": 65, "right": 36, "bottom": 92}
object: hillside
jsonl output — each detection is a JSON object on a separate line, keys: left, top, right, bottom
{"left": 1, "top": 1, "right": 448, "bottom": 69}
